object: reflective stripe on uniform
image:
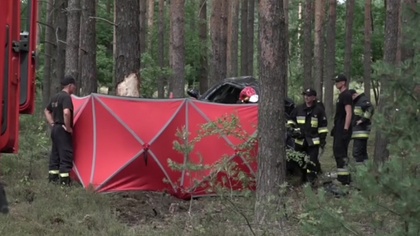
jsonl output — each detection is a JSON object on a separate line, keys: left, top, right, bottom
{"left": 59, "top": 173, "right": 69, "bottom": 177}
{"left": 296, "top": 116, "right": 305, "bottom": 124}
{"left": 311, "top": 117, "right": 318, "bottom": 127}
{"left": 295, "top": 139, "right": 304, "bottom": 146}
{"left": 363, "top": 111, "right": 372, "bottom": 119}
{"left": 312, "top": 137, "right": 320, "bottom": 145}
{"left": 318, "top": 127, "right": 328, "bottom": 134}
{"left": 354, "top": 106, "right": 363, "bottom": 116}
{"left": 337, "top": 168, "right": 350, "bottom": 175}
{"left": 287, "top": 120, "right": 296, "bottom": 126}
{"left": 49, "top": 170, "right": 59, "bottom": 174}
{"left": 352, "top": 130, "right": 370, "bottom": 138}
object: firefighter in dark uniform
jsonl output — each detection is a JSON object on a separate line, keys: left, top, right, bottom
{"left": 287, "top": 88, "right": 328, "bottom": 183}
{"left": 331, "top": 74, "right": 353, "bottom": 185}
{"left": 348, "top": 89, "right": 374, "bottom": 165}
{"left": 44, "top": 76, "right": 76, "bottom": 186}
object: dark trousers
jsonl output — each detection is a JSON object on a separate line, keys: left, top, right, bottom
{"left": 295, "top": 142, "right": 320, "bottom": 182}
{"left": 333, "top": 131, "right": 351, "bottom": 168}
{"left": 49, "top": 125, "right": 74, "bottom": 174}
{"left": 333, "top": 128, "right": 352, "bottom": 184}
{"left": 353, "top": 138, "right": 368, "bottom": 163}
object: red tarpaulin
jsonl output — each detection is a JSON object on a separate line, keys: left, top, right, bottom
{"left": 71, "top": 94, "right": 258, "bottom": 199}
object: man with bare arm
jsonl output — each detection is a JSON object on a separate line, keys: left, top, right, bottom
{"left": 331, "top": 74, "right": 353, "bottom": 185}
{"left": 44, "top": 76, "right": 76, "bottom": 186}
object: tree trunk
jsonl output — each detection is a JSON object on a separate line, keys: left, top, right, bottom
{"left": 198, "top": 0, "right": 208, "bottom": 94}
{"left": 139, "top": 0, "right": 147, "bottom": 68}
{"left": 302, "top": 0, "right": 314, "bottom": 89}
{"left": 313, "top": 0, "right": 325, "bottom": 100}
{"left": 51, "top": 0, "right": 67, "bottom": 95}
{"left": 373, "top": 0, "right": 400, "bottom": 164}
{"left": 246, "top": 0, "right": 255, "bottom": 76}
{"left": 226, "top": 0, "right": 239, "bottom": 77}
{"left": 157, "top": 0, "right": 166, "bottom": 98}
{"left": 255, "top": 0, "right": 287, "bottom": 225}
{"left": 343, "top": 0, "right": 355, "bottom": 82}
{"left": 114, "top": 0, "right": 141, "bottom": 88}
{"left": 79, "top": 0, "right": 97, "bottom": 95}
{"left": 169, "top": 0, "right": 186, "bottom": 98}
{"left": 324, "top": 0, "right": 337, "bottom": 120}
{"left": 65, "top": 0, "right": 81, "bottom": 93}
{"left": 240, "top": 0, "right": 248, "bottom": 76}
{"left": 363, "top": 0, "right": 372, "bottom": 100}
{"left": 210, "top": 0, "right": 228, "bottom": 86}
{"left": 284, "top": 0, "right": 289, "bottom": 95}
{"left": 147, "top": 0, "right": 155, "bottom": 30}
{"left": 43, "top": 0, "right": 54, "bottom": 106}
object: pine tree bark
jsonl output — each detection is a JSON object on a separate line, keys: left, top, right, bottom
{"left": 302, "top": 0, "right": 314, "bottom": 89}
{"left": 226, "top": 0, "right": 239, "bottom": 77}
{"left": 43, "top": 0, "right": 53, "bottom": 105}
{"left": 324, "top": 0, "right": 337, "bottom": 120}
{"left": 157, "top": 0, "right": 166, "bottom": 98}
{"left": 246, "top": 0, "right": 255, "bottom": 76}
{"left": 343, "top": 0, "right": 355, "bottom": 82}
{"left": 240, "top": 0, "right": 248, "bottom": 76}
{"left": 51, "top": 0, "right": 67, "bottom": 95}
{"left": 65, "top": 0, "right": 81, "bottom": 92}
{"left": 313, "top": 0, "right": 325, "bottom": 99}
{"left": 373, "top": 0, "right": 400, "bottom": 164}
{"left": 139, "top": 0, "right": 147, "bottom": 68}
{"left": 79, "top": 0, "right": 97, "bottom": 95}
{"left": 255, "top": 0, "right": 287, "bottom": 225}
{"left": 169, "top": 0, "right": 186, "bottom": 98}
{"left": 210, "top": 0, "right": 228, "bottom": 86}
{"left": 114, "top": 0, "right": 141, "bottom": 88}
{"left": 363, "top": 0, "right": 373, "bottom": 100}
{"left": 198, "top": 0, "right": 208, "bottom": 94}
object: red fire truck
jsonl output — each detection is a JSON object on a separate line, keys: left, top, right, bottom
{"left": 0, "top": 0, "right": 38, "bottom": 213}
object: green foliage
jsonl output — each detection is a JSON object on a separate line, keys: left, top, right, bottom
{"left": 96, "top": 45, "right": 114, "bottom": 87}
{"left": 299, "top": 8, "right": 420, "bottom": 235}
{"left": 139, "top": 53, "right": 173, "bottom": 98}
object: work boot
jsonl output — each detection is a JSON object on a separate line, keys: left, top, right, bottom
{"left": 59, "top": 173, "right": 71, "bottom": 186}
{"left": 48, "top": 173, "right": 59, "bottom": 183}
{"left": 59, "top": 176, "right": 71, "bottom": 186}
{"left": 337, "top": 174, "right": 351, "bottom": 185}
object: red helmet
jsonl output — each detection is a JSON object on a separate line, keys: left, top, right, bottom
{"left": 239, "top": 87, "right": 258, "bottom": 103}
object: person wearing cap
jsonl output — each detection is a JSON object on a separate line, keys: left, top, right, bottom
{"left": 286, "top": 88, "right": 328, "bottom": 184}
{"left": 44, "top": 75, "right": 77, "bottom": 186}
{"left": 331, "top": 74, "right": 353, "bottom": 185}
{"left": 348, "top": 89, "right": 374, "bottom": 165}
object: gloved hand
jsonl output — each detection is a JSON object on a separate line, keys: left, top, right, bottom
{"left": 320, "top": 139, "right": 326, "bottom": 149}
{"left": 291, "top": 128, "right": 303, "bottom": 139}
{"left": 343, "top": 129, "right": 351, "bottom": 141}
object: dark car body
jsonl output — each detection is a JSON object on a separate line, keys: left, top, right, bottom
{"left": 187, "top": 76, "right": 296, "bottom": 118}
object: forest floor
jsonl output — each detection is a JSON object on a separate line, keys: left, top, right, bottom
{"left": 0, "top": 115, "right": 375, "bottom": 236}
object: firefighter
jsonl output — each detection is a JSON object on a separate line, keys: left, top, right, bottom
{"left": 331, "top": 74, "right": 353, "bottom": 185}
{"left": 348, "top": 89, "right": 374, "bottom": 165}
{"left": 287, "top": 88, "right": 328, "bottom": 184}
{"left": 44, "top": 76, "right": 77, "bottom": 186}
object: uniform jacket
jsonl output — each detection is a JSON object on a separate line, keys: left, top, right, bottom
{"left": 352, "top": 93, "right": 374, "bottom": 139}
{"left": 287, "top": 103, "right": 328, "bottom": 146}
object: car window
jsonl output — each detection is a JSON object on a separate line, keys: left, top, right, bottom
{"left": 207, "top": 84, "right": 243, "bottom": 104}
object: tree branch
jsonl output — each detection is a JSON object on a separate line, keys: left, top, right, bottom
{"left": 89, "top": 16, "right": 118, "bottom": 26}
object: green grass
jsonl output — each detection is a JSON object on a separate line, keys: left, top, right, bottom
{"left": 0, "top": 109, "right": 379, "bottom": 236}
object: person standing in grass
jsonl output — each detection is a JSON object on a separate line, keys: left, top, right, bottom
{"left": 348, "top": 89, "right": 374, "bottom": 165}
{"left": 44, "top": 76, "right": 76, "bottom": 186}
{"left": 331, "top": 74, "right": 353, "bottom": 185}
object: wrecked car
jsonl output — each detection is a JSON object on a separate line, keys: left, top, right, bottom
{"left": 187, "top": 76, "right": 296, "bottom": 119}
